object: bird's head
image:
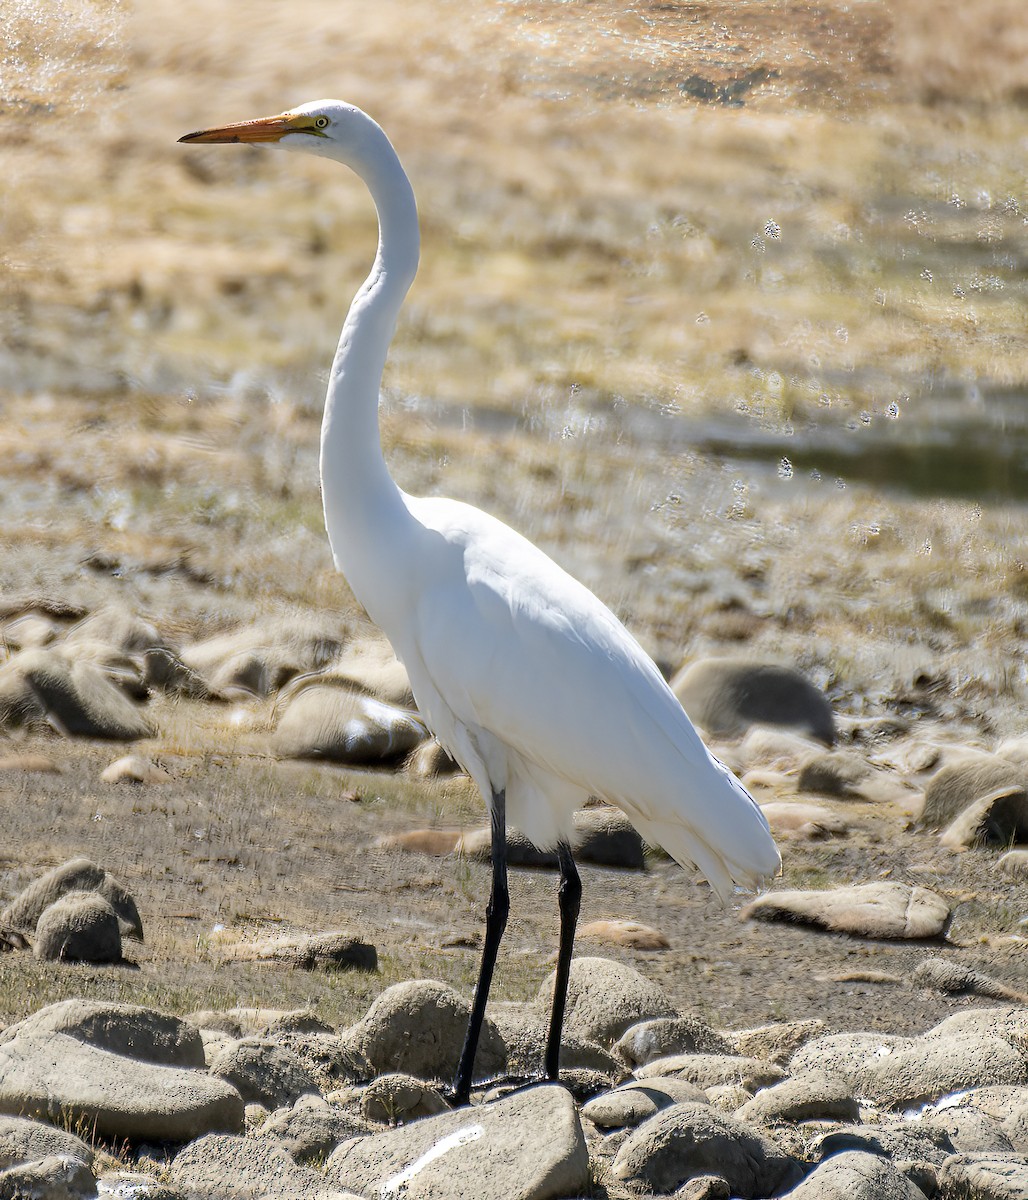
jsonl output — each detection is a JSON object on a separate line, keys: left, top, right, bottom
{"left": 178, "top": 100, "right": 374, "bottom": 164}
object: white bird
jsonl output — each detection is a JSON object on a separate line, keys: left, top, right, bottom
{"left": 179, "top": 101, "right": 780, "bottom": 1105}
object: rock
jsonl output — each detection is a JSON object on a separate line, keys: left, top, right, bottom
{"left": 269, "top": 1030, "right": 370, "bottom": 1091}
{"left": 257, "top": 1094, "right": 369, "bottom": 1164}
{"left": 143, "top": 647, "right": 215, "bottom": 700}
{"left": 340, "top": 979, "right": 505, "bottom": 1083}
{"left": 0, "top": 612, "right": 62, "bottom": 650}
{"left": 0, "top": 1000, "right": 206, "bottom": 1067}
{"left": 326, "top": 1084, "right": 589, "bottom": 1199}
{"left": 492, "top": 1011, "right": 622, "bottom": 1078}
{"left": 360, "top": 1073, "right": 448, "bottom": 1123}
{"left": 100, "top": 755, "right": 170, "bottom": 784}
{"left": 781, "top": 1149, "right": 929, "bottom": 1199}
{"left": 737, "top": 728, "right": 824, "bottom": 771}
{"left": 95, "top": 1171, "right": 184, "bottom": 1199}
{"left": 65, "top": 605, "right": 164, "bottom": 655}
{"left": 221, "top": 931, "right": 377, "bottom": 971}
{"left": 797, "top": 751, "right": 871, "bottom": 796}
{"left": 34, "top": 892, "right": 123, "bottom": 964}
{"left": 541, "top": 957, "right": 677, "bottom": 1048}
{"left": 810, "top": 1122, "right": 955, "bottom": 1167}
{"left": 920, "top": 1107, "right": 1015, "bottom": 1153}
{"left": 922, "top": 757, "right": 1028, "bottom": 839}
{"left": 209, "top": 1038, "right": 321, "bottom": 1108}
{"left": 0, "top": 1031, "right": 244, "bottom": 1141}
{"left": 407, "top": 739, "right": 461, "bottom": 777}
{"left": 734, "top": 1071, "right": 859, "bottom": 1124}
{"left": 940, "top": 788, "right": 1028, "bottom": 849}
{"left": 611, "top": 1101, "right": 802, "bottom": 1196}
{"left": 0, "top": 1153, "right": 97, "bottom": 1199}
{"left": 459, "top": 808, "right": 646, "bottom": 870}
{"left": 936, "top": 1152, "right": 1028, "bottom": 1200}
{"left": 675, "top": 1177, "right": 731, "bottom": 1200}
{"left": 741, "top": 882, "right": 951, "bottom": 939}
{"left": 330, "top": 638, "right": 414, "bottom": 707}
{"left": 0, "top": 1115, "right": 93, "bottom": 1170}
{"left": 613, "top": 1017, "right": 731, "bottom": 1068}
{"left": 998, "top": 850, "right": 1028, "bottom": 879}
{"left": 635, "top": 1054, "right": 786, "bottom": 1092}
{"left": 927, "top": 1008, "right": 1028, "bottom": 1044}
{"left": 0, "top": 648, "right": 151, "bottom": 739}
{"left": 582, "top": 1077, "right": 708, "bottom": 1129}
{"left": 0, "top": 755, "right": 60, "bottom": 773}
{"left": 672, "top": 658, "right": 835, "bottom": 745}
{"left": 377, "top": 829, "right": 463, "bottom": 855}
{"left": 579, "top": 919, "right": 669, "bottom": 950}
{"left": 789, "top": 1031, "right": 914, "bottom": 1089}
{"left": 272, "top": 681, "right": 427, "bottom": 764}
{"left": 864, "top": 1034, "right": 1028, "bottom": 1109}
{"left": 171, "top": 1133, "right": 356, "bottom": 1199}
{"left": 1, "top": 857, "right": 143, "bottom": 940}
{"left": 181, "top": 618, "right": 344, "bottom": 697}
{"left": 910, "top": 958, "right": 1028, "bottom": 1003}
{"left": 758, "top": 802, "right": 851, "bottom": 840}
{"left": 184, "top": 1007, "right": 330, "bottom": 1039}
{"left": 731, "top": 1019, "right": 826, "bottom": 1065}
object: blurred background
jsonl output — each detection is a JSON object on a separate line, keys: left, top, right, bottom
{"left": 3, "top": 0, "right": 1027, "bottom": 728}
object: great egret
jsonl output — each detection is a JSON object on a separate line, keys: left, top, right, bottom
{"left": 179, "top": 101, "right": 781, "bottom": 1105}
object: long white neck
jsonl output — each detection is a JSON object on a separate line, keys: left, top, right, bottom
{"left": 319, "top": 118, "right": 419, "bottom": 613}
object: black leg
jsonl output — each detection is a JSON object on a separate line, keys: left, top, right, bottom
{"left": 544, "top": 841, "right": 581, "bottom": 1082}
{"left": 451, "top": 789, "right": 509, "bottom": 1105}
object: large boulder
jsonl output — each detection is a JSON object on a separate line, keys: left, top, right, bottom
{"left": 611, "top": 1101, "right": 802, "bottom": 1196}
{"left": 741, "top": 882, "right": 951, "bottom": 939}
{"left": 0, "top": 1031, "right": 244, "bottom": 1141}
{"left": 1, "top": 857, "right": 142, "bottom": 940}
{"left": 326, "top": 1084, "right": 589, "bottom": 1200}
{"left": 340, "top": 980, "right": 505, "bottom": 1084}
{"left": 672, "top": 659, "right": 835, "bottom": 745}
{"left": 0, "top": 999, "right": 206, "bottom": 1067}
{"left": 539, "top": 957, "right": 677, "bottom": 1048}
{"left": 171, "top": 1134, "right": 359, "bottom": 1200}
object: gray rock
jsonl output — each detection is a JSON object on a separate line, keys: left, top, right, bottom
{"left": 1, "top": 857, "right": 143, "bottom": 940}
{"left": 327, "top": 1084, "right": 589, "bottom": 1199}
{"left": 926, "top": 1007, "right": 1028, "bottom": 1044}
{"left": 95, "top": 1171, "right": 184, "bottom": 1199}
{"left": 143, "top": 647, "right": 214, "bottom": 700}
{"left": 341, "top": 979, "right": 505, "bottom": 1083}
{"left": 270, "top": 1030, "right": 370, "bottom": 1092}
{"left": 797, "top": 751, "right": 870, "bottom": 797}
{"left": 937, "top": 1152, "right": 1028, "bottom": 1200}
{"left": 922, "top": 757, "right": 1028, "bottom": 839}
{"left": 171, "top": 1133, "right": 358, "bottom": 1199}
{"left": 734, "top": 1071, "right": 859, "bottom": 1124}
{"left": 582, "top": 1077, "right": 708, "bottom": 1130}
{"left": 540, "top": 956, "right": 677, "bottom": 1048}
{"left": 790, "top": 1031, "right": 913, "bottom": 1089}
{"left": 222, "top": 930, "right": 377, "bottom": 972}
{"left": 273, "top": 680, "right": 427, "bottom": 764}
{"left": 492, "top": 1011, "right": 622, "bottom": 1078}
{"left": 672, "top": 658, "right": 835, "bottom": 745}
{"left": 361, "top": 1073, "right": 448, "bottom": 1123}
{"left": 209, "top": 1038, "right": 321, "bottom": 1108}
{"left": 180, "top": 618, "right": 344, "bottom": 698}
{"left": 0, "top": 1154, "right": 97, "bottom": 1200}
{"left": 257, "top": 1095, "right": 368, "bottom": 1164}
{"left": 1003, "top": 1093, "right": 1028, "bottom": 1152}
{"left": 65, "top": 605, "right": 164, "bottom": 656}
{"left": 613, "top": 1017, "right": 732, "bottom": 1068}
{"left": 810, "top": 1122, "right": 955, "bottom": 1167}
{"left": 780, "top": 1149, "right": 929, "bottom": 1199}
{"left": 911, "top": 958, "right": 1028, "bottom": 1003}
{"left": 0, "top": 1000, "right": 205, "bottom": 1067}
{"left": 34, "top": 891, "right": 122, "bottom": 963}
{"left": 330, "top": 638, "right": 414, "bottom": 707}
{"left": 0, "top": 1115, "right": 92, "bottom": 1170}
{"left": 0, "top": 1031, "right": 244, "bottom": 1141}
{"left": 731, "top": 1019, "right": 826, "bottom": 1065}
{"left": 0, "top": 648, "right": 152, "bottom": 739}
{"left": 998, "top": 849, "right": 1028, "bottom": 880}
{"left": 635, "top": 1054, "right": 787, "bottom": 1092}
{"left": 674, "top": 1177, "right": 731, "bottom": 1200}
{"left": 611, "top": 1101, "right": 803, "bottom": 1196}
{"left": 865, "top": 1034, "right": 1028, "bottom": 1109}
{"left": 741, "top": 881, "right": 951, "bottom": 939}
{"left": 920, "top": 1108, "right": 1015, "bottom": 1153}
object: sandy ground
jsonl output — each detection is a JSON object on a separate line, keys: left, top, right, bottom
{"left": 0, "top": 0, "right": 1026, "bottom": 1045}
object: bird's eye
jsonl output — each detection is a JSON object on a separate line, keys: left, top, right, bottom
{"left": 314, "top": 116, "right": 329, "bottom": 129}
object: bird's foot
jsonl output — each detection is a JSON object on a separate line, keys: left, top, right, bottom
{"left": 443, "top": 1073, "right": 558, "bottom": 1107}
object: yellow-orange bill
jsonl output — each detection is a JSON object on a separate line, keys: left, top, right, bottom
{"left": 178, "top": 114, "right": 300, "bottom": 144}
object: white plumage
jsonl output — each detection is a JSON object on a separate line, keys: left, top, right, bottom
{"left": 180, "top": 100, "right": 780, "bottom": 1101}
